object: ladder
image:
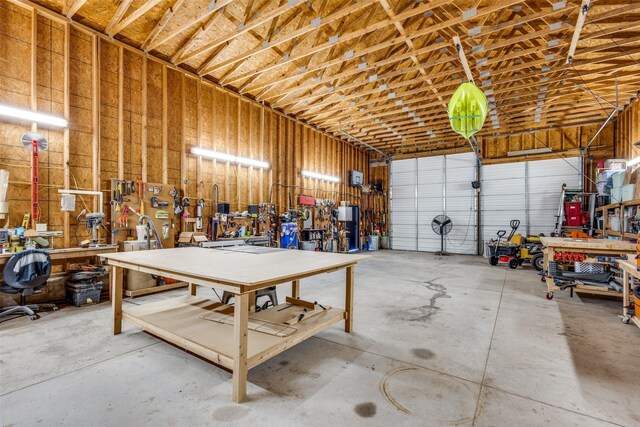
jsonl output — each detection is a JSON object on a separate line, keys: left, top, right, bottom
{"left": 553, "top": 184, "right": 597, "bottom": 236}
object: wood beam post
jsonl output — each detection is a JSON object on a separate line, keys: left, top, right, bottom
{"left": 162, "top": 65, "right": 168, "bottom": 184}
{"left": 118, "top": 46, "right": 124, "bottom": 180}
{"left": 92, "top": 35, "right": 100, "bottom": 212}
{"left": 63, "top": 22, "right": 70, "bottom": 245}
{"left": 141, "top": 55, "right": 148, "bottom": 182}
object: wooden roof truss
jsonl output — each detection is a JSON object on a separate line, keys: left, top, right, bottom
{"left": 22, "top": 0, "right": 640, "bottom": 156}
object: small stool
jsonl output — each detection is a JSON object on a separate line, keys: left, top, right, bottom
{"left": 222, "top": 286, "right": 278, "bottom": 311}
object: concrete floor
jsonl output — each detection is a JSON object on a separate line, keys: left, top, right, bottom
{"left": 1, "top": 250, "right": 639, "bottom": 426}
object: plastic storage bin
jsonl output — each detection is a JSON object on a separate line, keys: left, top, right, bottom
{"left": 66, "top": 281, "right": 102, "bottom": 307}
{"left": 622, "top": 184, "right": 635, "bottom": 202}
{"left": 611, "top": 171, "right": 625, "bottom": 188}
{"left": 611, "top": 187, "right": 623, "bottom": 203}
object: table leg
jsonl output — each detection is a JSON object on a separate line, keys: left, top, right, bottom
{"left": 292, "top": 279, "right": 300, "bottom": 298}
{"left": 188, "top": 283, "right": 197, "bottom": 296}
{"left": 249, "top": 291, "right": 256, "bottom": 312}
{"left": 345, "top": 266, "right": 354, "bottom": 333}
{"left": 112, "top": 266, "right": 123, "bottom": 335}
{"left": 232, "top": 292, "right": 249, "bottom": 403}
{"left": 623, "top": 270, "right": 630, "bottom": 318}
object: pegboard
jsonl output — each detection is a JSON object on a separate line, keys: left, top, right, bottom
{"left": 109, "top": 179, "right": 180, "bottom": 248}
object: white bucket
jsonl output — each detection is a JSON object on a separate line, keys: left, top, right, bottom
{"left": 368, "top": 235, "right": 379, "bottom": 251}
{"left": 301, "top": 241, "right": 316, "bottom": 251}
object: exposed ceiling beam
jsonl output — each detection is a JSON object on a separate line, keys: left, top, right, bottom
{"left": 62, "top": 0, "right": 88, "bottom": 18}
{"left": 105, "top": 0, "right": 134, "bottom": 36}
{"left": 111, "top": 0, "right": 164, "bottom": 36}
{"left": 144, "top": 0, "right": 235, "bottom": 51}
{"left": 567, "top": 0, "right": 591, "bottom": 64}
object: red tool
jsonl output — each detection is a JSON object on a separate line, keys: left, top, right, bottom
{"left": 21, "top": 133, "right": 48, "bottom": 229}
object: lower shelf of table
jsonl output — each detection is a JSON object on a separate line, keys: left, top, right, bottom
{"left": 546, "top": 278, "right": 623, "bottom": 298}
{"left": 123, "top": 295, "right": 345, "bottom": 370}
{"left": 123, "top": 281, "right": 188, "bottom": 297}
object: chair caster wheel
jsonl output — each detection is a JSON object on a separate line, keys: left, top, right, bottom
{"left": 622, "top": 317, "right": 631, "bottom": 324}
{"left": 545, "top": 292, "right": 554, "bottom": 300}
{"left": 29, "top": 315, "right": 39, "bottom": 320}
{"left": 52, "top": 307, "right": 59, "bottom": 311}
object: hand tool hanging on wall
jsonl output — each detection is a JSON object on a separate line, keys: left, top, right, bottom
{"left": 21, "top": 133, "right": 48, "bottom": 229}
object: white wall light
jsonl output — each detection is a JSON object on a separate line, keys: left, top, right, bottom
{"left": 0, "top": 104, "right": 68, "bottom": 128}
{"left": 301, "top": 170, "right": 340, "bottom": 183}
{"left": 191, "top": 147, "right": 269, "bottom": 169}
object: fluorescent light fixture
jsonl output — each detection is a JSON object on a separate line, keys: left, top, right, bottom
{"left": 191, "top": 147, "right": 269, "bottom": 169}
{"left": 301, "top": 170, "right": 340, "bottom": 183}
{"left": 627, "top": 156, "right": 640, "bottom": 167}
{"left": 0, "top": 104, "right": 68, "bottom": 128}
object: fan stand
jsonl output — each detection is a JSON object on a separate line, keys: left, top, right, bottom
{"left": 435, "top": 229, "right": 450, "bottom": 256}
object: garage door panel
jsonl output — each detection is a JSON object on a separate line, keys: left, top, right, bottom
{"left": 417, "top": 185, "right": 443, "bottom": 198}
{"left": 393, "top": 225, "right": 417, "bottom": 239}
{"left": 483, "top": 163, "right": 525, "bottom": 180}
{"left": 393, "top": 239, "right": 417, "bottom": 251}
{"left": 392, "top": 211, "right": 416, "bottom": 224}
{"left": 392, "top": 198, "right": 416, "bottom": 212}
{"left": 392, "top": 185, "right": 416, "bottom": 200}
{"left": 482, "top": 178, "right": 525, "bottom": 194}
{"left": 528, "top": 193, "right": 560, "bottom": 210}
{"left": 418, "top": 197, "right": 443, "bottom": 211}
{"left": 528, "top": 157, "right": 580, "bottom": 176}
{"left": 418, "top": 239, "right": 442, "bottom": 251}
{"left": 528, "top": 176, "right": 576, "bottom": 193}
{"left": 482, "top": 194, "right": 526, "bottom": 210}
{"left": 393, "top": 158, "right": 417, "bottom": 173}
{"left": 446, "top": 197, "right": 475, "bottom": 212}
{"left": 393, "top": 171, "right": 417, "bottom": 186}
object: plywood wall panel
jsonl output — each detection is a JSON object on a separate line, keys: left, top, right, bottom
{"left": 616, "top": 96, "right": 640, "bottom": 160}
{"left": 0, "top": 1, "right": 369, "bottom": 246}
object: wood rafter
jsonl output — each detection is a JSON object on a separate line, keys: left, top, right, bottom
{"left": 23, "top": 0, "right": 640, "bottom": 156}
{"left": 105, "top": 0, "right": 134, "bottom": 36}
{"left": 111, "top": 0, "right": 164, "bottom": 36}
{"left": 62, "top": 0, "right": 87, "bottom": 17}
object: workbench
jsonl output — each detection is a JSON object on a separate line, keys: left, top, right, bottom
{"left": 103, "top": 247, "right": 367, "bottom": 403}
{"left": 0, "top": 246, "right": 117, "bottom": 304}
{"left": 0, "top": 245, "right": 117, "bottom": 266}
{"left": 617, "top": 259, "right": 640, "bottom": 329}
{"left": 541, "top": 237, "right": 636, "bottom": 299}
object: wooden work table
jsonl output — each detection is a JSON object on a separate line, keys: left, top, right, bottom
{"left": 540, "top": 237, "right": 637, "bottom": 299}
{"left": 103, "top": 247, "right": 367, "bottom": 403}
{"left": 617, "top": 259, "right": 640, "bottom": 329}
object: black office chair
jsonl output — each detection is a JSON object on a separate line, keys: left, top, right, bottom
{"left": 1, "top": 249, "right": 58, "bottom": 320}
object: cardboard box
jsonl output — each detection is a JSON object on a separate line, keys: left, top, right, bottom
{"left": 177, "top": 232, "right": 208, "bottom": 244}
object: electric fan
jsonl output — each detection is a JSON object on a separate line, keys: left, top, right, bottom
{"left": 431, "top": 214, "right": 452, "bottom": 255}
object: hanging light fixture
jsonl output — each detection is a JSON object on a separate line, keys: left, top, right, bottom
{"left": 447, "top": 82, "right": 488, "bottom": 140}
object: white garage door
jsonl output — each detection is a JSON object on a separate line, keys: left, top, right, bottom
{"left": 391, "top": 152, "right": 478, "bottom": 254}
{"left": 480, "top": 157, "right": 582, "bottom": 249}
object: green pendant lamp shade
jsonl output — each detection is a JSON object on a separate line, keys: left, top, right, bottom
{"left": 447, "top": 82, "right": 488, "bottom": 140}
